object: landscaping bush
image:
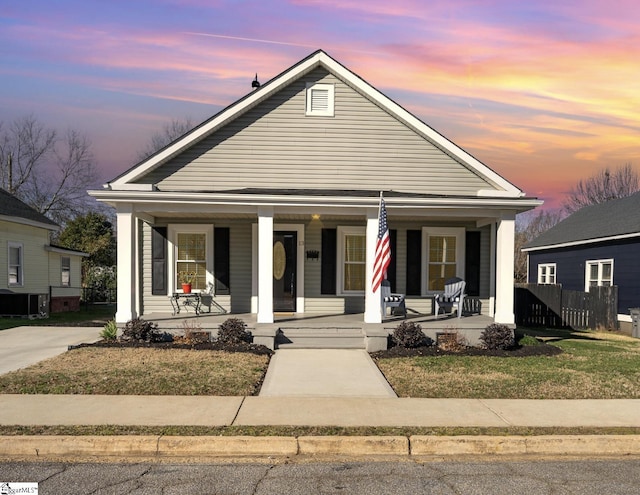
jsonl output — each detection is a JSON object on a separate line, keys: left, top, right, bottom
{"left": 436, "top": 331, "right": 468, "bottom": 352}
{"left": 100, "top": 319, "right": 118, "bottom": 341}
{"left": 518, "top": 334, "right": 541, "bottom": 346}
{"left": 121, "top": 317, "right": 170, "bottom": 343}
{"left": 480, "top": 323, "right": 514, "bottom": 350}
{"left": 217, "top": 318, "right": 252, "bottom": 344}
{"left": 392, "top": 321, "right": 428, "bottom": 348}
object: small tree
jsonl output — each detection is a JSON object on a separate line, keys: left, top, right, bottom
{"left": 514, "top": 208, "right": 563, "bottom": 283}
{"left": 56, "top": 212, "right": 116, "bottom": 283}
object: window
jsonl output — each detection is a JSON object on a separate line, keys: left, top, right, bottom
{"left": 61, "top": 257, "right": 71, "bottom": 287}
{"left": 8, "top": 242, "right": 23, "bottom": 286}
{"left": 338, "top": 227, "right": 366, "bottom": 293}
{"left": 537, "top": 263, "right": 556, "bottom": 284}
{"left": 305, "top": 83, "right": 334, "bottom": 116}
{"left": 423, "top": 228, "right": 465, "bottom": 292}
{"left": 585, "top": 259, "right": 613, "bottom": 290}
{"left": 176, "top": 232, "right": 207, "bottom": 291}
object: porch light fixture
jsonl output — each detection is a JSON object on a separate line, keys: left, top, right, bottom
{"left": 311, "top": 214, "right": 321, "bottom": 220}
{"left": 306, "top": 250, "right": 320, "bottom": 261}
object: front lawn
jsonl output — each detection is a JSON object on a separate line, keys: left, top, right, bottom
{"left": 0, "top": 304, "right": 115, "bottom": 331}
{"left": 0, "top": 347, "right": 269, "bottom": 396}
{"left": 375, "top": 329, "right": 640, "bottom": 399}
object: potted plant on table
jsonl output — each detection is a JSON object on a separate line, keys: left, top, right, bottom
{"left": 178, "top": 271, "right": 196, "bottom": 294}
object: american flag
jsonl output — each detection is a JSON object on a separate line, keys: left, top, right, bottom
{"left": 372, "top": 194, "right": 391, "bottom": 292}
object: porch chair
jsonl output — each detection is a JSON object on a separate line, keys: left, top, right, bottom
{"left": 199, "top": 282, "right": 227, "bottom": 314}
{"left": 381, "top": 280, "right": 407, "bottom": 318}
{"left": 434, "top": 277, "right": 466, "bottom": 319}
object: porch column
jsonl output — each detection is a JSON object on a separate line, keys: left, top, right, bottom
{"left": 494, "top": 213, "right": 515, "bottom": 324}
{"left": 115, "top": 203, "right": 137, "bottom": 323}
{"left": 257, "top": 207, "right": 274, "bottom": 323}
{"left": 364, "top": 207, "right": 382, "bottom": 323}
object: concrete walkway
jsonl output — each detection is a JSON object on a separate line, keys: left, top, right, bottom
{"left": 0, "top": 326, "right": 102, "bottom": 375}
{"left": 1, "top": 395, "right": 639, "bottom": 428}
{"left": 259, "top": 349, "right": 397, "bottom": 398}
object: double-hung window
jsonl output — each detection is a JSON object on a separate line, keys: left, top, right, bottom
{"left": 337, "top": 227, "right": 366, "bottom": 293}
{"left": 8, "top": 242, "right": 23, "bottom": 287}
{"left": 61, "top": 256, "right": 71, "bottom": 287}
{"left": 585, "top": 259, "right": 613, "bottom": 290}
{"left": 423, "top": 228, "right": 465, "bottom": 292}
{"left": 170, "top": 224, "right": 213, "bottom": 293}
{"left": 538, "top": 263, "right": 556, "bottom": 284}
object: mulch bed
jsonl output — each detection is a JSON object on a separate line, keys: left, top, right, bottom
{"left": 371, "top": 343, "right": 563, "bottom": 359}
{"left": 73, "top": 339, "right": 274, "bottom": 356}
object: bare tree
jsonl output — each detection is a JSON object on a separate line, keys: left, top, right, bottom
{"left": 514, "top": 208, "right": 564, "bottom": 283}
{"left": 563, "top": 163, "right": 639, "bottom": 214}
{"left": 137, "top": 117, "right": 193, "bottom": 161}
{"left": 0, "top": 115, "right": 98, "bottom": 225}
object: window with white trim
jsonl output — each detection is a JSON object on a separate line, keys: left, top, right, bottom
{"left": 537, "top": 263, "right": 556, "bottom": 284}
{"left": 337, "top": 227, "right": 366, "bottom": 293}
{"left": 169, "top": 224, "right": 213, "bottom": 293}
{"left": 422, "top": 227, "right": 465, "bottom": 292}
{"left": 305, "top": 83, "right": 334, "bottom": 116}
{"left": 8, "top": 242, "right": 23, "bottom": 286}
{"left": 61, "top": 256, "right": 71, "bottom": 287}
{"left": 585, "top": 259, "right": 613, "bottom": 290}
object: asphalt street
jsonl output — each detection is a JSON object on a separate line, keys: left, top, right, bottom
{"left": 1, "top": 458, "right": 640, "bottom": 494}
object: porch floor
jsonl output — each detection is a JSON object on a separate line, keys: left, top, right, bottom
{"left": 143, "top": 310, "right": 494, "bottom": 332}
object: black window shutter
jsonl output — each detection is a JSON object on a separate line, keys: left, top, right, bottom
{"left": 387, "top": 229, "right": 397, "bottom": 292}
{"left": 321, "top": 228, "right": 337, "bottom": 295}
{"left": 151, "top": 227, "right": 167, "bottom": 295}
{"left": 406, "top": 229, "right": 421, "bottom": 295}
{"left": 214, "top": 227, "right": 230, "bottom": 295}
{"left": 465, "top": 231, "right": 481, "bottom": 296}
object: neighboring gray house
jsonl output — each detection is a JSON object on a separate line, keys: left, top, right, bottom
{"left": 0, "top": 188, "right": 87, "bottom": 315}
{"left": 90, "top": 50, "right": 541, "bottom": 330}
{"left": 523, "top": 191, "right": 640, "bottom": 333}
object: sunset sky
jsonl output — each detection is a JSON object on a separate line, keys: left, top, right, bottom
{"left": 2, "top": 0, "right": 639, "bottom": 209}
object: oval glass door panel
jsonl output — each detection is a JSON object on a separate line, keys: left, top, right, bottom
{"left": 273, "top": 241, "right": 286, "bottom": 280}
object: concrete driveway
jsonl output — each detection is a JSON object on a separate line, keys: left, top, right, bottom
{"left": 0, "top": 326, "right": 102, "bottom": 375}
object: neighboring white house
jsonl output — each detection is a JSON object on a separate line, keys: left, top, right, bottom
{"left": 90, "top": 50, "right": 541, "bottom": 328}
{"left": 0, "top": 188, "right": 87, "bottom": 315}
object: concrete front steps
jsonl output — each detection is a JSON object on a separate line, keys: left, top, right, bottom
{"left": 275, "top": 327, "right": 366, "bottom": 349}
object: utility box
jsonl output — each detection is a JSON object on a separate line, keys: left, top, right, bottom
{"left": 630, "top": 308, "right": 640, "bottom": 338}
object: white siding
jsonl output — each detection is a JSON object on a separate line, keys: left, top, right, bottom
{"left": 0, "top": 220, "right": 50, "bottom": 294}
{"left": 138, "top": 68, "right": 495, "bottom": 196}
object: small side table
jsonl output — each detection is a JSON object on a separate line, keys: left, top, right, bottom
{"left": 170, "top": 293, "right": 201, "bottom": 315}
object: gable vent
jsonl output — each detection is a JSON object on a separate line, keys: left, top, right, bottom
{"left": 306, "top": 82, "right": 334, "bottom": 116}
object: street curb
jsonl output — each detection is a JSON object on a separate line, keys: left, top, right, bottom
{"left": 1, "top": 435, "right": 640, "bottom": 459}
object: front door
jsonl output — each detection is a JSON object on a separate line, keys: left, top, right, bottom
{"left": 273, "top": 231, "right": 297, "bottom": 312}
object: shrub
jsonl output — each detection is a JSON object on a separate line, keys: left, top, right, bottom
{"left": 100, "top": 319, "right": 118, "bottom": 341}
{"left": 518, "top": 334, "right": 541, "bottom": 346}
{"left": 392, "top": 321, "right": 428, "bottom": 348}
{"left": 480, "top": 323, "right": 514, "bottom": 350}
{"left": 180, "top": 320, "right": 210, "bottom": 344}
{"left": 217, "top": 318, "right": 251, "bottom": 344}
{"left": 121, "top": 317, "right": 170, "bottom": 343}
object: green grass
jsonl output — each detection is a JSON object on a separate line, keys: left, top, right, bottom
{"left": 0, "top": 304, "right": 115, "bottom": 330}
{"left": 376, "top": 329, "right": 640, "bottom": 399}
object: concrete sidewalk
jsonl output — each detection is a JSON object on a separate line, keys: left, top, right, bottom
{"left": 1, "top": 395, "right": 639, "bottom": 428}
{"left": 259, "top": 349, "right": 397, "bottom": 398}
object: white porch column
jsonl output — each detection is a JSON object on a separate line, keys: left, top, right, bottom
{"left": 494, "top": 213, "right": 515, "bottom": 324}
{"left": 115, "top": 204, "right": 137, "bottom": 323}
{"left": 257, "top": 207, "right": 274, "bottom": 323}
{"left": 364, "top": 207, "right": 382, "bottom": 323}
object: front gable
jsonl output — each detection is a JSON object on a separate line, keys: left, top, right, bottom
{"left": 110, "top": 50, "right": 523, "bottom": 199}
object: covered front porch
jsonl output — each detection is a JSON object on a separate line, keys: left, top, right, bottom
{"left": 143, "top": 309, "right": 496, "bottom": 351}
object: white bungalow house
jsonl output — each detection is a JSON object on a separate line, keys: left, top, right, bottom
{"left": 90, "top": 50, "right": 541, "bottom": 346}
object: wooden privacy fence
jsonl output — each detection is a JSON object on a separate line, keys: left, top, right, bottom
{"left": 515, "top": 283, "right": 618, "bottom": 330}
